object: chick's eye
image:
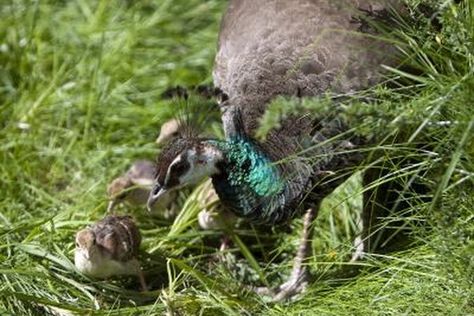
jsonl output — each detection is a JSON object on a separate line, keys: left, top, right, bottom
{"left": 75, "top": 242, "right": 80, "bottom": 248}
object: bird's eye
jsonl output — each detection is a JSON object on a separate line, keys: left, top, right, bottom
{"left": 171, "top": 161, "right": 187, "bottom": 174}
{"left": 152, "top": 183, "right": 161, "bottom": 195}
{"left": 75, "top": 242, "right": 80, "bottom": 248}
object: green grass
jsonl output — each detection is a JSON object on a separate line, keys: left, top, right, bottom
{"left": 1, "top": 0, "right": 473, "bottom": 315}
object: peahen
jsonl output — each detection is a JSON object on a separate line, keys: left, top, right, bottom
{"left": 148, "top": 0, "right": 404, "bottom": 301}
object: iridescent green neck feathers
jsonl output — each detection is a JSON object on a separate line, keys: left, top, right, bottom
{"left": 208, "top": 137, "right": 288, "bottom": 223}
{"left": 210, "top": 138, "right": 283, "bottom": 196}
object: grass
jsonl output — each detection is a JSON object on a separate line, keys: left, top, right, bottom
{"left": 0, "top": 0, "right": 473, "bottom": 315}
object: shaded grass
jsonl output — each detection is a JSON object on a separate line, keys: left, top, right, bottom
{"left": 1, "top": 0, "right": 473, "bottom": 315}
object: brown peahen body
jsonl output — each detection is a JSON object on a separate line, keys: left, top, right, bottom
{"left": 148, "top": 0, "right": 404, "bottom": 301}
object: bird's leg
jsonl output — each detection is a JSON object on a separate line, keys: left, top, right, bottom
{"left": 137, "top": 270, "right": 147, "bottom": 292}
{"left": 219, "top": 235, "right": 230, "bottom": 253}
{"left": 350, "top": 218, "right": 366, "bottom": 262}
{"left": 351, "top": 169, "right": 380, "bottom": 262}
{"left": 352, "top": 163, "right": 420, "bottom": 261}
{"left": 131, "top": 259, "right": 148, "bottom": 291}
{"left": 216, "top": 234, "right": 232, "bottom": 264}
{"left": 255, "top": 206, "right": 318, "bottom": 301}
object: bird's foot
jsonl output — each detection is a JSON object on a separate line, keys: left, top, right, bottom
{"left": 137, "top": 269, "right": 148, "bottom": 292}
{"left": 253, "top": 270, "right": 309, "bottom": 302}
{"left": 215, "top": 241, "right": 235, "bottom": 269}
{"left": 219, "top": 235, "right": 230, "bottom": 253}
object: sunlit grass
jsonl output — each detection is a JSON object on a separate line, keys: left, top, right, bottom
{"left": 1, "top": 0, "right": 473, "bottom": 315}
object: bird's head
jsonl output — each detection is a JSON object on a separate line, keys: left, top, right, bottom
{"left": 75, "top": 229, "right": 98, "bottom": 260}
{"left": 106, "top": 176, "right": 132, "bottom": 212}
{"left": 147, "top": 138, "right": 223, "bottom": 211}
{"left": 155, "top": 119, "right": 180, "bottom": 145}
{"left": 107, "top": 176, "right": 132, "bottom": 200}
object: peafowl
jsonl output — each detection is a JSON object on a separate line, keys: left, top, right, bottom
{"left": 75, "top": 215, "right": 147, "bottom": 291}
{"left": 148, "top": 0, "right": 405, "bottom": 301}
{"left": 156, "top": 118, "right": 240, "bottom": 239}
{"left": 107, "top": 160, "right": 177, "bottom": 219}
{"left": 155, "top": 119, "right": 180, "bottom": 145}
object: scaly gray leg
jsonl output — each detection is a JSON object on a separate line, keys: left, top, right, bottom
{"left": 353, "top": 162, "right": 422, "bottom": 260}
{"left": 131, "top": 259, "right": 148, "bottom": 292}
{"left": 350, "top": 221, "right": 365, "bottom": 262}
{"left": 255, "top": 206, "right": 318, "bottom": 301}
{"left": 351, "top": 168, "right": 381, "bottom": 261}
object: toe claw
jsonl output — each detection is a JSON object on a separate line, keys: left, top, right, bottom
{"left": 253, "top": 286, "right": 274, "bottom": 296}
{"left": 251, "top": 274, "right": 309, "bottom": 302}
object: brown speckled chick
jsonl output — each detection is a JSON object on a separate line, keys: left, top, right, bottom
{"left": 107, "top": 160, "right": 176, "bottom": 218}
{"left": 197, "top": 179, "right": 238, "bottom": 231}
{"left": 74, "top": 215, "right": 147, "bottom": 290}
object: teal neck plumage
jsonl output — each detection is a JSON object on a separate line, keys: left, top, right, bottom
{"left": 211, "top": 137, "right": 283, "bottom": 196}
{"left": 208, "top": 137, "right": 287, "bottom": 223}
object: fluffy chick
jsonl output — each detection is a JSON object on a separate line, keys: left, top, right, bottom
{"left": 107, "top": 160, "right": 176, "bottom": 218}
{"left": 197, "top": 180, "right": 238, "bottom": 231}
{"left": 74, "top": 215, "right": 147, "bottom": 290}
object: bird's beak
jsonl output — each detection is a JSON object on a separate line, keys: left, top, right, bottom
{"left": 147, "top": 183, "right": 167, "bottom": 212}
{"left": 155, "top": 134, "right": 166, "bottom": 145}
{"left": 107, "top": 200, "right": 116, "bottom": 213}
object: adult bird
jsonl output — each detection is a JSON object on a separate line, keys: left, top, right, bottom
{"left": 148, "top": 0, "right": 403, "bottom": 301}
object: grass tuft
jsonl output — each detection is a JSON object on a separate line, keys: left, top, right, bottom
{"left": 1, "top": 0, "right": 473, "bottom": 315}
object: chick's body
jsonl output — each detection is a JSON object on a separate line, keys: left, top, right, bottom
{"left": 107, "top": 160, "right": 176, "bottom": 218}
{"left": 75, "top": 215, "right": 147, "bottom": 289}
{"left": 196, "top": 179, "right": 238, "bottom": 230}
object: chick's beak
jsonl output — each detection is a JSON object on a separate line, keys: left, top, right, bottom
{"left": 147, "top": 183, "right": 167, "bottom": 212}
{"left": 107, "top": 200, "right": 116, "bottom": 213}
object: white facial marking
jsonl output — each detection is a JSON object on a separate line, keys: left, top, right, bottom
{"left": 165, "top": 155, "right": 183, "bottom": 185}
{"left": 179, "top": 147, "right": 221, "bottom": 185}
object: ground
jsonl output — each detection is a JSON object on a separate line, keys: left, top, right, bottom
{"left": 0, "top": 0, "right": 473, "bottom": 315}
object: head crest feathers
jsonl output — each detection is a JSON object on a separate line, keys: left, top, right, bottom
{"left": 164, "top": 95, "right": 220, "bottom": 140}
